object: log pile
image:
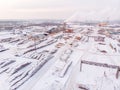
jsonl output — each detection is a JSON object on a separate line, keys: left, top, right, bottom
{"left": 0, "top": 54, "right": 54, "bottom": 90}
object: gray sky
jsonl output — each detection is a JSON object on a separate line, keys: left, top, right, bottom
{"left": 0, "top": 0, "right": 119, "bottom": 20}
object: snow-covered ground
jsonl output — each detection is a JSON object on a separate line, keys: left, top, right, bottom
{"left": 0, "top": 23, "right": 120, "bottom": 90}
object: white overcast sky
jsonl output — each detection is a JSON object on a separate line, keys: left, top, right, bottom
{"left": 0, "top": 0, "right": 119, "bottom": 20}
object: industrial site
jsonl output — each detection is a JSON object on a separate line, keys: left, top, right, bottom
{"left": 0, "top": 20, "right": 120, "bottom": 90}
